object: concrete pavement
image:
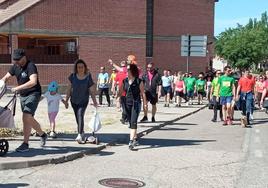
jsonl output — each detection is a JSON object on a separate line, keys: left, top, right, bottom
{"left": 1, "top": 108, "right": 267, "bottom": 187}
{"left": 0, "top": 95, "right": 206, "bottom": 170}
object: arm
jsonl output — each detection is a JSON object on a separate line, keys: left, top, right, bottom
{"left": 140, "top": 82, "right": 146, "bottom": 108}
{"left": 210, "top": 84, "right": 214, "bottom": 100}
{"left": 1, "top": 72, "right": 12, "bottom": 83}
{"left": 12, "top": 74, "right": 38, "bottom": 92}
{"left": 108, "top": 59, "right": 123, "bottom": 72}
{"left": 183, "top": 82, "right": 186, "bottom": 94}
{"left": 105, "top": 73, "right": 109, "bottom": 85}
{"left": 65, "top": 80, "right": 72, "bottom": 109}
{"left": 261, "top": 88, "right": 267, "bottom": 105}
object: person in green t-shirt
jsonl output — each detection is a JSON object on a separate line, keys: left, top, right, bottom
{"left": 185, "top": 72, "right": 196, "bottom": 105}
{"left": 210, "top": 70, "right": 223, "bottom": 122}
{"left": 195, "top": 72, "right": 206, "bottom": 105}
{"left": 217, "top": 66, "right": 236, "bottom": 125}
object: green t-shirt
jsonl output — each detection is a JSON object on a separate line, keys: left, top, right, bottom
{"left": 196, "top": 79, "right": 206, "bottom": 92}
{"left": 185, "top": 77, "right": 196, "bottom": 91}
{"left": 211, "top": 77, "right": 220, "bottom": 97}
{"left": 218, "top": 75, "right": 235, "bottom": 97}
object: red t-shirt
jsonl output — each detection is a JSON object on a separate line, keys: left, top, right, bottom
{"left": 238, "top": 76, "right": 255, "bottom": 92}
{"left": 114, "top": 69, "right": 127, "bottom": 96}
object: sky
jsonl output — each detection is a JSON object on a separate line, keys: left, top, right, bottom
{"left": 215, "top": 0, "right": 268, "bottom": 36}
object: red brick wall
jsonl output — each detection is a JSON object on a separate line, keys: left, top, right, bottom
{"left": 78, "top": 37, "right": 146, "bottom": 78}
{"left": 24, "top": 0, "right": 146, "bottom": 34}
{"left": 21, "top": 0, "right": 147, "bottom": 84}
{"left": 153, "top": 0, "right": 215, "bottom": 74}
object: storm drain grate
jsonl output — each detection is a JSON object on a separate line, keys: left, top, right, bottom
{"left": 99, "top": 178, "right": 146, "bottom": 188}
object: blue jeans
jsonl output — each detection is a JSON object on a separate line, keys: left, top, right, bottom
{"left": 240, "top": 92, "right": 254, "bottom": 119}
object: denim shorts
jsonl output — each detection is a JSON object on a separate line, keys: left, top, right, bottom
{"left": 20, "top": 92, "right": 41, "bottom": 116}
{"left": 220, "top": 96, "right": 233, "bottom": 105}
{"left": 187, "top": 90, "right": 194, "bottom": 98}
{"left": 163, "top": 86, "right": 171, "bottom": 95}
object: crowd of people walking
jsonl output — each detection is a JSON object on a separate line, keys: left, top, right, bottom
{"left": 1, "top": 49, "right": 268, "bottom": 152}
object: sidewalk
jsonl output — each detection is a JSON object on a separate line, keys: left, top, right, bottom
{"left": 0, "top": 96, "right": 206, "bottom": 170}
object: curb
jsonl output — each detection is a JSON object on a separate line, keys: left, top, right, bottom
{"left": 0, "top": 105, "right": 206, "bottom": 170}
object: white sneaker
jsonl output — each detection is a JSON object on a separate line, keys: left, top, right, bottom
{"left": 49, "top": 131, "right": 57, "bottom": 138}
{"left": 75, "top": 134, "right": 84, "bottom": 143}
{"left": 250, "top": 114, "right": 254, "bottom": 121}
{"left": 186, "top": 102, "right": 189, "bottom": 106}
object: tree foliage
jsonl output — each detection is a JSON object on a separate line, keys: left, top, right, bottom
{"left": 215, "top": 12, "right": 268, "bottom": 70}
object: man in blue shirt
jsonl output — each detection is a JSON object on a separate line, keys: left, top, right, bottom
{"left": 97, "top": 67, "right": 110, "bottom": 106}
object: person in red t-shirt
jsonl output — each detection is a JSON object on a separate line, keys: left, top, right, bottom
{"left": 108, "top": 59, "right": 128, "bottom": 124}
{"left": 236, "top": 70, "right": 255, "bottom": 126}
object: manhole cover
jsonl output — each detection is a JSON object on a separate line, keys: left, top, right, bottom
{"left": 99, "top": 178, "right": 146, "bottom": 188}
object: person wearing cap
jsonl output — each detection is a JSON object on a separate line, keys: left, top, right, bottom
{"left": 41, "top": 81, "right": 67, "bottom": 138}
{"left": 97, "top": 66, "right": 111, "bottom": 107}
{"left": 1, "top": 48, "right": 48, "bottom": 152}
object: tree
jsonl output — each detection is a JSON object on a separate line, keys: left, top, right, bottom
{"left": 215, "top": 12, "right": 268, "bottom": 71}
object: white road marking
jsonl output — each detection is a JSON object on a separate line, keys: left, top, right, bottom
{"left": 255, "top": 150, "right": 263, "bottom": 158}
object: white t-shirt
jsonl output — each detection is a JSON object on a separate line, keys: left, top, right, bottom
{"left": 43, "top": 91, "right": 63, "bottom": 113}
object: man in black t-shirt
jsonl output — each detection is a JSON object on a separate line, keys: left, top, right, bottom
{"left": 1, "top": 49, "right": 47, "bottom": 152}
{"left": 140, "top": 62, "right": 162, "bottom": 122}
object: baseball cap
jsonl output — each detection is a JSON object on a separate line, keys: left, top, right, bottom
{"left": 13, "top": 49, "right": 25, "bottom": 61}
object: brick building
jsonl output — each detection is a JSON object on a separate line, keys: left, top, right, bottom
{"left": 0, "top": 0, "right": 217, "bottom": 85}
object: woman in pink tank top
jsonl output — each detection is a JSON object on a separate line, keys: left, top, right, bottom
{"left": 174, "top": 72, "right": 185, "bottom": 107}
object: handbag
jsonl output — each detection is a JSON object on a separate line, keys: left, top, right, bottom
{"left": 88, "top": 109, "right": 102, "bottom": 133}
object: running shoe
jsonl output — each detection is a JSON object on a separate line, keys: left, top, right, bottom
{"left": 222, "top": 120, "right": 228, "bottom": 126}
{"left": 49, "top": 131, "right": 57, "bottom": 138}
{"left": 75, "top": 134, "right": 84, "bottom": 144}
{"left": 40, "top": 133, "right": 48, "bottom": 147}
{"left": 16, "top": 143, "right": 29, "bottom": 152}
{"left": 133, "top": 139, "right": 139, "bottom": 146}
{"left": 140, "top": 116, "right": 148, "bottom": 122}
{"left": 128, "top": 140, "right": 134, "bottom": 150}
{"left": 227, "top": 117, "right": 233, "bottom": 125}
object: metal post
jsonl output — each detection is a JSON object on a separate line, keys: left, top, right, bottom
{"left": 187, "top": 35, "right": 191, "bottom": 73}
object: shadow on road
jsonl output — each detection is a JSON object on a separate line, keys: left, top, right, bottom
{"left": 136, "top": 138, "right": 216, "bottom": 150}
{"left": 0, "top": 183, "right": 29, "bottom": 188}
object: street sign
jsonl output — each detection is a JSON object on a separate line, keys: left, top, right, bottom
{"left": 181, "top": 35, "right": 207, "bottom": 57}
{"left": 181, "top": 35, "right": 208, "bottom": 72}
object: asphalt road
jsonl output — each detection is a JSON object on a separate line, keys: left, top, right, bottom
{"left": 0, "top": 109, "right": 267, "bottom": 188}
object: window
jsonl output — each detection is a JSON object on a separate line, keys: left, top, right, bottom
{"left": 47, "top": 45, "right": 60, "bottom": 55}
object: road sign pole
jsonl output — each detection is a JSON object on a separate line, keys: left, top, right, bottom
{"left": 187, "top": 35, "right": 191, "bottom": 73}
{"left": 187, "top": 55, "right": 189, "bottom": 73}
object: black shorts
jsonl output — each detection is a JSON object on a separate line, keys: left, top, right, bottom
{"left": 197, "top": 91, "right": 206, "bottom": 97}
{"left": 145, "top": 91, "right": 158, "bottom": 105}
{"left": 175, "top": 91, "right": 184, "bottom": 97}
{"left": 20, "top": 92, "right": 41, "bottom": 116}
